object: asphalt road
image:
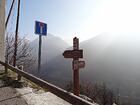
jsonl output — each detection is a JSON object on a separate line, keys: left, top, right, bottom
{"left": 0, "top": 87, "right": 28, "bottom": 105}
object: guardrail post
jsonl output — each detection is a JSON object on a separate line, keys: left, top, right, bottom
{"left": 17, "top": 65, "right": 23, "bottom": 81}
{"left": 5, "top": 65, "right": 8, "bottom": 74}
{"left": 5, "top": 60, "right": 8, "bottom": 74}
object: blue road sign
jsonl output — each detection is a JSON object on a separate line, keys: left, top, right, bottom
{"left": 35, "top": 21, "right": 47, "bottom": 36}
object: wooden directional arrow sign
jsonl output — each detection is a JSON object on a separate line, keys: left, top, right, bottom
{"left": 73, "top": 60, "right": 85, "bottom": 70}
{"left": 63, "top": 50, "right": 83, "bottom": 58}
{"left": 78, "top": 61, "right": 85, "bottom": 68}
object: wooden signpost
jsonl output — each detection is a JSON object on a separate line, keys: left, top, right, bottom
{"left": 63, "top": 37, "right": 85, "bottom": 96}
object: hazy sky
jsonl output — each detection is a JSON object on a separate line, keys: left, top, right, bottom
{"left": 6, "top": 0, "right": 140, "bottom": 44}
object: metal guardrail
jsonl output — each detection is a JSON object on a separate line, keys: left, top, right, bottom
{"left": 0, "top": 61, "right": 94, "bottom": 105}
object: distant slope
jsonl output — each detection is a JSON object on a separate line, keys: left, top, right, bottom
{"left": 40, "top": 33, "right": 119, "bottom": 86}
{"left": 30, "top": 33, "right": 69, "bottom": 63}
{"left": 29, "top": 33, "right": 69, "bottom": 74}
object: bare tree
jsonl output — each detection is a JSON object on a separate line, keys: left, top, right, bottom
{"left": 97, "top": 83, "right": 115, "bottom": 105}
{"left": 5, "top": 33, "right": 36, "bottom": 70}
{"left": 65, "top": 81, "right": 116, "bottom": 105}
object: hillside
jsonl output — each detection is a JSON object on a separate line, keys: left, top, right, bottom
{"left": 39, "top": 33, "right": 140, "bottom": 104}
{"left": 30, "top": 33, "right": 69, "bottom": 63}
{"left": 29, "top": 33, "right": 69, "bottom": 74}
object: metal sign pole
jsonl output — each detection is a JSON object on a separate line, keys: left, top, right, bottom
{"left": 38, "top": 35, "right": 42, "bottom": 73}
{"left": 35, "top": 21, "right": 47, "bottom": 75}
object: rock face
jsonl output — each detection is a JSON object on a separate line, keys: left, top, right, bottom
{"left": 0, "top": 0, "right": 5, "bottom": 69}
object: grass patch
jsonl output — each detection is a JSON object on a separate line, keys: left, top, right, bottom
{"left": 22, "top": 77, "right": 48, "bottom": 92}
{"left": 0, "top": 69, "right": 48, "bottom": 92}
{"left": 0, "top": 72, "right": 6, "bottom": 79}
{"left": 0, "top": 69, "right": 26, "bottom": 88}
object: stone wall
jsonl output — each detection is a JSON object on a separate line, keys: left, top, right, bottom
{"left": 0, "top": 0, "right": 5, "bottom": 70}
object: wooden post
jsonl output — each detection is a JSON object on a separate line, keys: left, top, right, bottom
{"left": 73, "top": 37, "right": 80, "bottom": 96}
{"left": 5, "top": 0, "right": 15, "bottom": 29}
{"left": 17, "top": 65, "right": 23, "bottom": 81}
{"left": 5, "top": 62, "right": 8, "bottom": 74}
{"left": 13, "top": 0, "right": 20, "bottom": 67}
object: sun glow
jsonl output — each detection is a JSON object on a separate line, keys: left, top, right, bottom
{"left": 8, "top": 0, "right": 140, "bottom": 44}
{"left": 72, "top": 0, "right": 140, "bottom": 44}
{"left": 92, "top": 0, "right": 140, "bottom": 33}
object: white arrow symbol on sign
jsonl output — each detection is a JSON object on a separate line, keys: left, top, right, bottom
{"left": 39, "top": 23, "right": 44, "bottom": 34}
